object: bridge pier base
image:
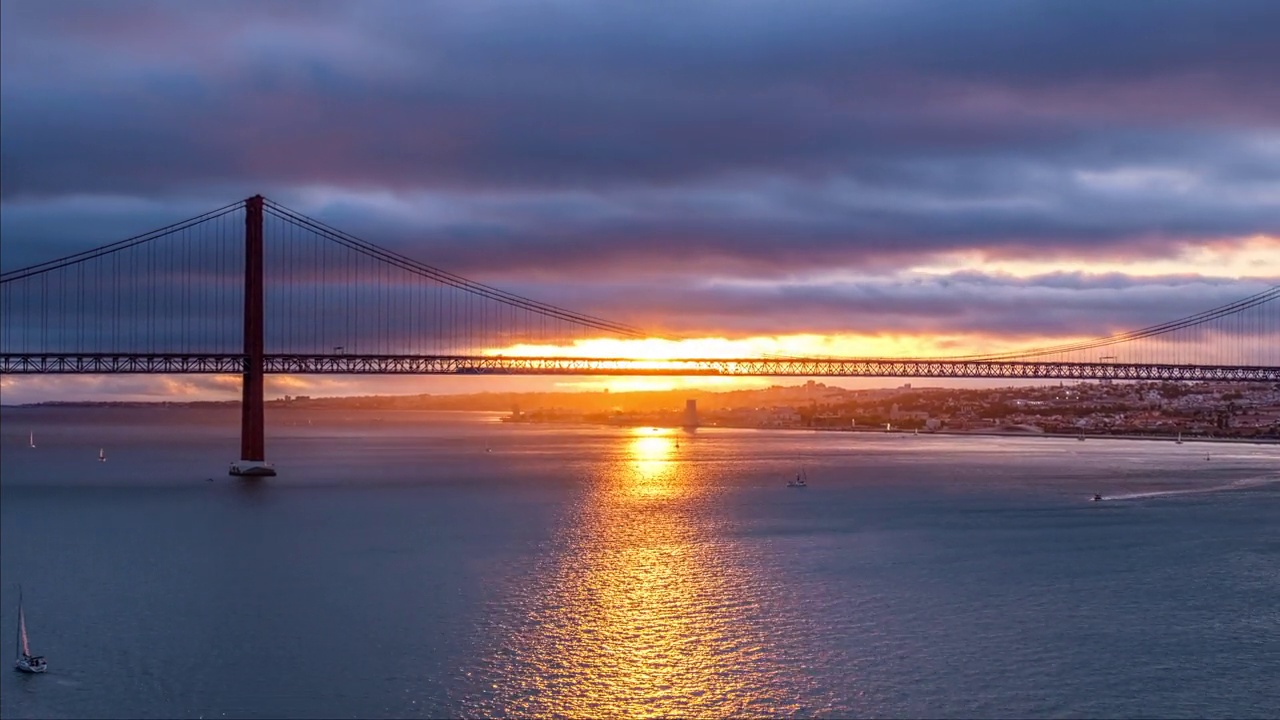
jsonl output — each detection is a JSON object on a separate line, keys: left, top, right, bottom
{"left": 230, "top": 459, "right": 275, "bottom": 477}
{"left": 229, "top": 195, "right": 274, "bottom": 478}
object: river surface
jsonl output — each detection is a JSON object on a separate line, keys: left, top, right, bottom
{"left": 2, "top": 406, "right": 1277, "bottom": 719}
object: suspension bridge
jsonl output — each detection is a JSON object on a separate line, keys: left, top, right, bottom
{"left": 2, "top": 196, "right": 1277, "bottom": 476}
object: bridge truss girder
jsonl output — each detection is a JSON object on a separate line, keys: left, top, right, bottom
{"left": 1, "top": 354, "right": 1277, "bottom": 382}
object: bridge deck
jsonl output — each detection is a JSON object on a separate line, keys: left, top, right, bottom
{"left": 2, "top": 354, "right": 1277, "bottom": 382}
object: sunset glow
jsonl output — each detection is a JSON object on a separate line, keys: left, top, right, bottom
{"left": 910, "top": 235, "right": 1280, "bottom": 281}
{"left": 490, "top": 332, "right": 1102, "bottom": 362}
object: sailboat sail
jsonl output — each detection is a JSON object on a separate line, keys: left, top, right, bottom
{"left": 19, "top": 605, "right": 30, "bottom": 657}
{"left": 13, "top": 586, "right": 46, "bottom": 672}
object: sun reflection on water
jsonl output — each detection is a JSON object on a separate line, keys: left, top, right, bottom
{"left": 477, "top": 430, "right": 802, "bottom": 718}
{"left": 627, "top": 429, "right": 679, "bottom": 500}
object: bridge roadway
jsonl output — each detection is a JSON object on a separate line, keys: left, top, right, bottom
{"left": 2, "top": 353, "right": 1277, "bottom": 382}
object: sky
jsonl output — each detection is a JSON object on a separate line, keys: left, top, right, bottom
{"left": 1, "top": 0, "right": 1278, "bottom": 402}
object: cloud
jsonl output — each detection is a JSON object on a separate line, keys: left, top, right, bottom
{"left": 530, "top": 272, "right": 1280, "bottom": 340}
{"left": 3, "top": 242, "right": 1274, "bottom": 350}
{"left": 1, "top": 0, "right": 1278, "bottom": 387}
{"left": 0, "top": 373, "right": 239, "bottom": 403}
{"left": 4, "top": 162, "right": 1277, "bottom": 282}
{"left": 4, "top": 1, "right": 1278, "bottom": 198}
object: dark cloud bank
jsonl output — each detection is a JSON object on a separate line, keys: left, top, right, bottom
{"left": 1, "top": 0, "right": 1277, "bottom": 341}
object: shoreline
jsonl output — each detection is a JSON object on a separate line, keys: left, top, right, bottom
{"left": 5, "top": 403, "right": 1275, "bottom": 445}
{"left": 919, "top": 428, "right": 1277, "bottom": 445}
{"left": 504, "top": 417, "right": 1280, "bottom": 445}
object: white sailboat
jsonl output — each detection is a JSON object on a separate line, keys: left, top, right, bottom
{"left": 98, "top": 448, "right": 107, "bottom": 462}
{"left": 787, "top": 467, "right": 808, "bottom": 488}
{"left": 14, "top": 587, "right": 47, "bottom": 673}
{"left": 28, "top": 432, "right": 35, "bottom": 449}
{"left": 1175, "top": 432, "right": 1183, "bottom": 445}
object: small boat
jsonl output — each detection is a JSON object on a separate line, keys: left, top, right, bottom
{"left": 28, "top": 432, "right": 35, "bottom": 449}
{"left": 1175, "top": 432, "right": 1183, "bottom": 445}
{"left": 787, "top": 468, "right": 808, "bottom": 488}
{"left": 98, "top": 448, "right": 107, "bottom": 462}
{"left": 1077, "top": 431, "right": 1086, "bottom": 442}
{"left": 14, "top": 586, "right": 47, "bottom": 674}
{"left": 1092, "top": 494, "right": 1103, "bottom": 502}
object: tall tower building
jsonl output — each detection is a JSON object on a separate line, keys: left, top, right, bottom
{"left": 682, "top": 399, "right": 699, "bottom": 428}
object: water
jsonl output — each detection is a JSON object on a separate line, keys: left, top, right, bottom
{"left": 2, "top": 406, "right": 1277, "bottom": 719}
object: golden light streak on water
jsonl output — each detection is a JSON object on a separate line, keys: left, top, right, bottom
{"left": 486, "top": 430, "right": 804, "bottom": 718}
{"left": 627, "top": 428, "right": 678, "bottom": 501}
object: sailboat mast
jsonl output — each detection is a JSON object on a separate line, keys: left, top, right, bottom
{"left": 15, "top": 586, "right": 22, "bottom": 660}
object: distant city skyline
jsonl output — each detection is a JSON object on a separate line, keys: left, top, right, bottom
{"left": 1, "top": 1, "right": 1277, "bottom": 401}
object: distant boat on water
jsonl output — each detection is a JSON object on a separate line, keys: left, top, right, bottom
{"left": 98, "top": 448, "right": 107, "bottom": 462}
{"left": 14, "top": 586, "right": 47, "bottom": 674}
{"left": 1176, "top": 432, "right": 1183, "bottom": 445}
{"left": 787, "top": 467, "right": 808, "bottom": 488}
{"left": 28, "top": 432, "right": 35, "bottom": 449}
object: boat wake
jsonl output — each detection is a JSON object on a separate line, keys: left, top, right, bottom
{"left": 1101, "top": 475, "right": 1279, "bottom": 502}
